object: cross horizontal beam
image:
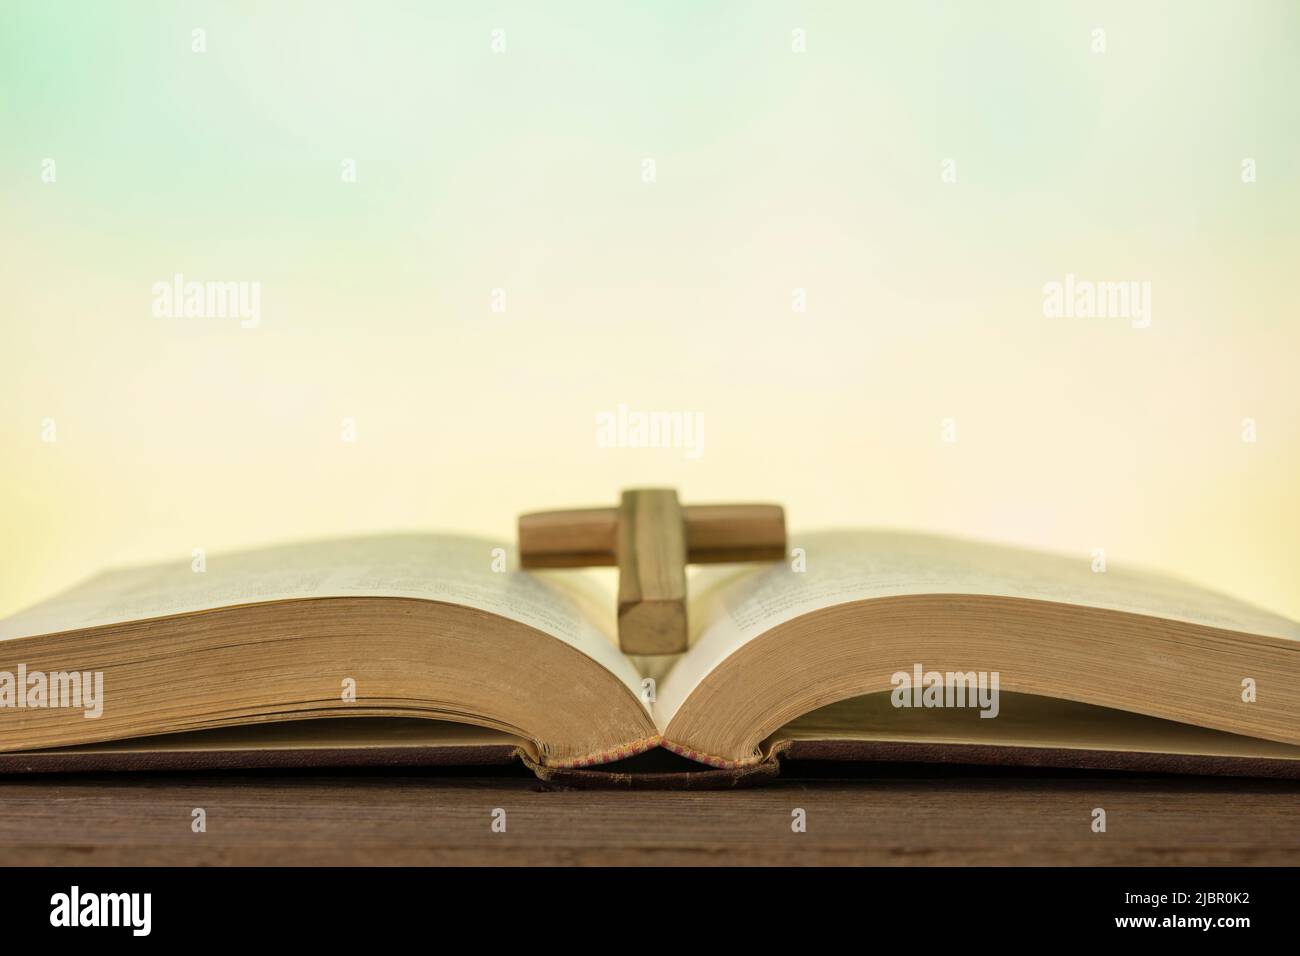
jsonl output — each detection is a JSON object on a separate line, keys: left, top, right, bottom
{"left": 518, "top": 503, "right": 786, "bottom": 568}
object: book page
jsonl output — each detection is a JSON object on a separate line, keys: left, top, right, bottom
{"left": 777, "top": 691, "right": 1300, "bottom": 760}
{"left": 0, "top": 534, "right": 641, "bottom": 694}
{"left": 654, "top": 529, "right": 1300, "bottom": 725}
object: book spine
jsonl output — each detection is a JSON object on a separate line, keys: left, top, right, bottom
{"left": 543, "top": 735, "right": 765, "bottom": 770}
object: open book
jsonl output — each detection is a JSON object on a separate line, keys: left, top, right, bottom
{"left": 1, "top": 531, "right": 1298, "bottom": 782}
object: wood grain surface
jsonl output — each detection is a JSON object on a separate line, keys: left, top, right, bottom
{"left": 1, "top": 766, "right": 1297, "bottom": 865}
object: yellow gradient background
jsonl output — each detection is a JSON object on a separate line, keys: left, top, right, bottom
{"left": 1, "top": 2, "right": 1297, "bottom": 620}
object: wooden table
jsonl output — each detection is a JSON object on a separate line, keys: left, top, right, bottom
{"left": 2, "top": 765, "right": 1297, "bottom": 866}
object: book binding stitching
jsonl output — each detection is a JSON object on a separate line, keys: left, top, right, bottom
{"left": 545, "top": 735, "right": 765, "bottom": 770}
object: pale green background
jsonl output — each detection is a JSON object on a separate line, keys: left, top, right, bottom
{"left": 2, "top": 2, "right": 1297, "bottom": 619}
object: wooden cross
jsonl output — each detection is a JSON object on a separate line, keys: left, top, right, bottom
{"left": 518, "top": 489, "right": 786, "bottom": 655}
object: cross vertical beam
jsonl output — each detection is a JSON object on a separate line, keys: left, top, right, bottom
{"left": 616, "top": 489, "right": 688, "bottom": 655}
